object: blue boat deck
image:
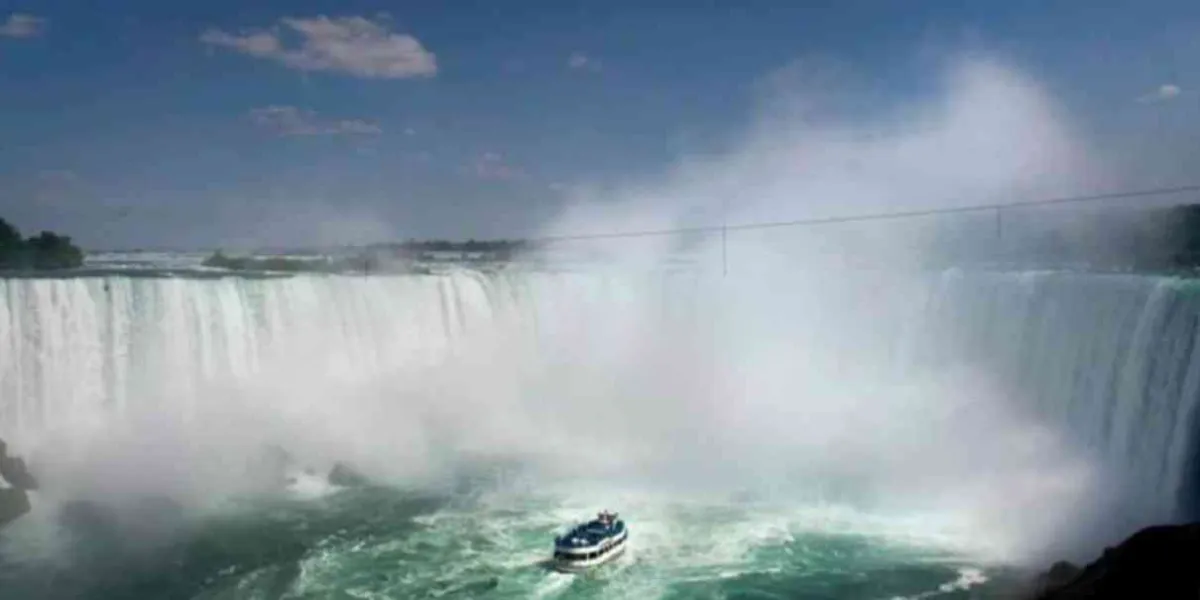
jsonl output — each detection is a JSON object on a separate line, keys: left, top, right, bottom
{"left": 555, "top": 517, "right": 626, "bottom": 548}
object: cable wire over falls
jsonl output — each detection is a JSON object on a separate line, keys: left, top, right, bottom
{"left": 527, "top": 184, "right": 1200, "bottom": 244}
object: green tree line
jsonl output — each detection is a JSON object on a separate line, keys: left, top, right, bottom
{"left": 0, "top": 218, "right": 84, "bottom": 270}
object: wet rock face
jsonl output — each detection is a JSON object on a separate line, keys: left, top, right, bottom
{"left": 0, "top": 437, "right": 36, "bottom": 529}
{"left": 0, "top": 454, "right": 39, "bottom": 490}
{"left": 327, "top": 462, "right": 370, "bottom": 487}
{"left": 1024, "top": 561, "right": 1082, "bottom": 598}
{"left": 0, "top": 488, "right": 31, "bottom": 528}
{"left": 0, "top": 438, "right": 38, "bottom": 490}
{"left": 243, "top": 443, "right": 297, "bottom": 492}
{"left": 1034, "top": 524, "right": 1200, "bottom": 599}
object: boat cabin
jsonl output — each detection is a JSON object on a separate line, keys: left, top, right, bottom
{"left": 552, "top": 511, "right": 628, "bottom": 568}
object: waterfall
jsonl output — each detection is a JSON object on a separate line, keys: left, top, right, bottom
{"left": 1, "top": 268, "right": 1199, "bottom": 531}
{"left": 0, "top": 273, "right": 504, "bottom": 435}
{"left": 914, "top": 270, "right": 1200, "bottom": 522}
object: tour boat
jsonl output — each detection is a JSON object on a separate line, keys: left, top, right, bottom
{"left": 551, "top": 511, "right": 628, "bottom": 572}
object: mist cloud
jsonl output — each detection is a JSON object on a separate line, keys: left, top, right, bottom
{"left": 0, "top": 13, "right": 46, "bottom": 39}
{"left": 6, "top": 54, "right": 1130, "bottom": 568}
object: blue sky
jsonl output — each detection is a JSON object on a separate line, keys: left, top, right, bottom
{"left": 0, "top": 0, "right": 1197, "bottom": 249}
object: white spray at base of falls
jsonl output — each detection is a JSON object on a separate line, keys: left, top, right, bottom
{"left": 0, "top": 270, "right": 731, "bottom": 502}
{"left": 910, "top": 271, "right": 1200, "bottom": 529}
{"left": 0, "top": 268, "right": 1198, "bottom": 563}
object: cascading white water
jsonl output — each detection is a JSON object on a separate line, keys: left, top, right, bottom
{"left": 1, "top": 267, "right": 1197, "bottom": 558}
{"left": 0, "top": 270, "right": 716, "bottom": 486}
{"left": 909, "top": 270, "right": 1200, "bottom": 525}
{"left": 0, "top": 273, "right": 486, "bottom": 434}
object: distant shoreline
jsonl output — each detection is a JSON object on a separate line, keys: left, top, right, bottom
{"left": 23, "top": 202, "right": 1200, "bottom": 276}
{"left": 0, "top": 218, "right": 83, "bottom": 271}
{"left": 5, "top": 263, "right": 1200, "bottom": 282}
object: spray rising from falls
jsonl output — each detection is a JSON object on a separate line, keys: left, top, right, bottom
{"left": 911, "top": 271, "right": 1200, "bottom": 526}
{"left": 1, "top": 268, "right": 1199, "bottom": 562}
{"left": 0, "top": 271, "right": 728, "bottom": 502}
{"left": 0, "top": 60, "right": 1188, "bottom": 590}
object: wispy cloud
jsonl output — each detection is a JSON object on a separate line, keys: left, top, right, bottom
{"left": 1138, "top": 83, "right": 1183, "bottom": 103}
{"left": 472, "top": 151, "right": 525, "bottom": 181}
{"left": 201, "top": 15, "right": 436, "bottom": 79}
{"left": 37, "top": 169, "right": 79, "bottom": 183}
{"left": 248, "top": 106, "right": 382, "bottom": 137}
{"left": 0, "top": 13, "right": 47, "bottom": 39}
{"left": 568, "top": 51, "right": 601, "bottom": 72}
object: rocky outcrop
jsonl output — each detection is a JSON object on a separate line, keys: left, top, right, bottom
{"left": 327, "top": 462, "right": 370, "bottom": 487}
{"left": 1033, "top": 523, "right": 1200, "bottom": 599}
{"left": 244, "top": 443, "right": 297, "bottom": 491}
{"left": 0, "top": 487, "right": 31, "bottom": 529}
{"left": 0, "top": 454, "right": 38, "bottom": 490}
{"left": 0, "top": 437, "right": 37, "bottom": 530}
{"left": 1035, "top": 561, "right": 1082, "bottom": 592}
{"left": 1022, "top": 561, "right": 1083, "bottom": 598}
{"left": 59, "top": 495, "right": 186, "bottom": 548}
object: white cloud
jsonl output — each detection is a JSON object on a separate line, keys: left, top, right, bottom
{"left": 201, "top": 15, "right": 436, "bottom": 79}
{"left": 1138, "top": 83, "right": 1182, "bottom": 103}
{"left": 0, "top": 13, "right": 47, "bottom": 38}
{"left": 568, "top": 51, "right": 601, "bottom": 72}
{"left": 248, "top": 106, "right": 382, "bottom": 136}
{"left": 472, "top": 151, "right": 525, "bottom": 181}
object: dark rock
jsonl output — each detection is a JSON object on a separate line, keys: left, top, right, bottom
{"left": 1034, "top": 523, "right": 1200, "bottom": 599}
{"left": 0, "top": 436, "right": 36, "bottom": 530}
{"left": 328, "top": 462, "right": 370, "bottom": 487}
{"left": 59, "top": 500, "right": 114, "bottom": 536}
{"left": 57, "top": 496, "right": 187, "bottom": 563}
{"left": 0, "top": 455, "right": 39, "bottom": 490}
{"left": 261, "top": 444, "right": 293, "bottom": 470}
{"left": 1026, "top": 561, "right": 1082, "bottom": 598}
{"left": 0, "top": 487, "right": 31, "bottom": 529}
{"left": 0, "top": 436, "right": 38, "bottom": 491}
{"left": 1043, "top": 561, "right": 1082, "bottom": 587}
{"left": 245, "top": 443, "right": 296, "bottom": 491}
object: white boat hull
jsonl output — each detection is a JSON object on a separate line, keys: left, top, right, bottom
{"left": 552, "top": 511, "right": 628, "bottom": 572}
{"left": 551, "top": 541, "right": 627, "bottom": 572}
{"left": 549, "top": 530, "right": 628, "bottom": 571}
